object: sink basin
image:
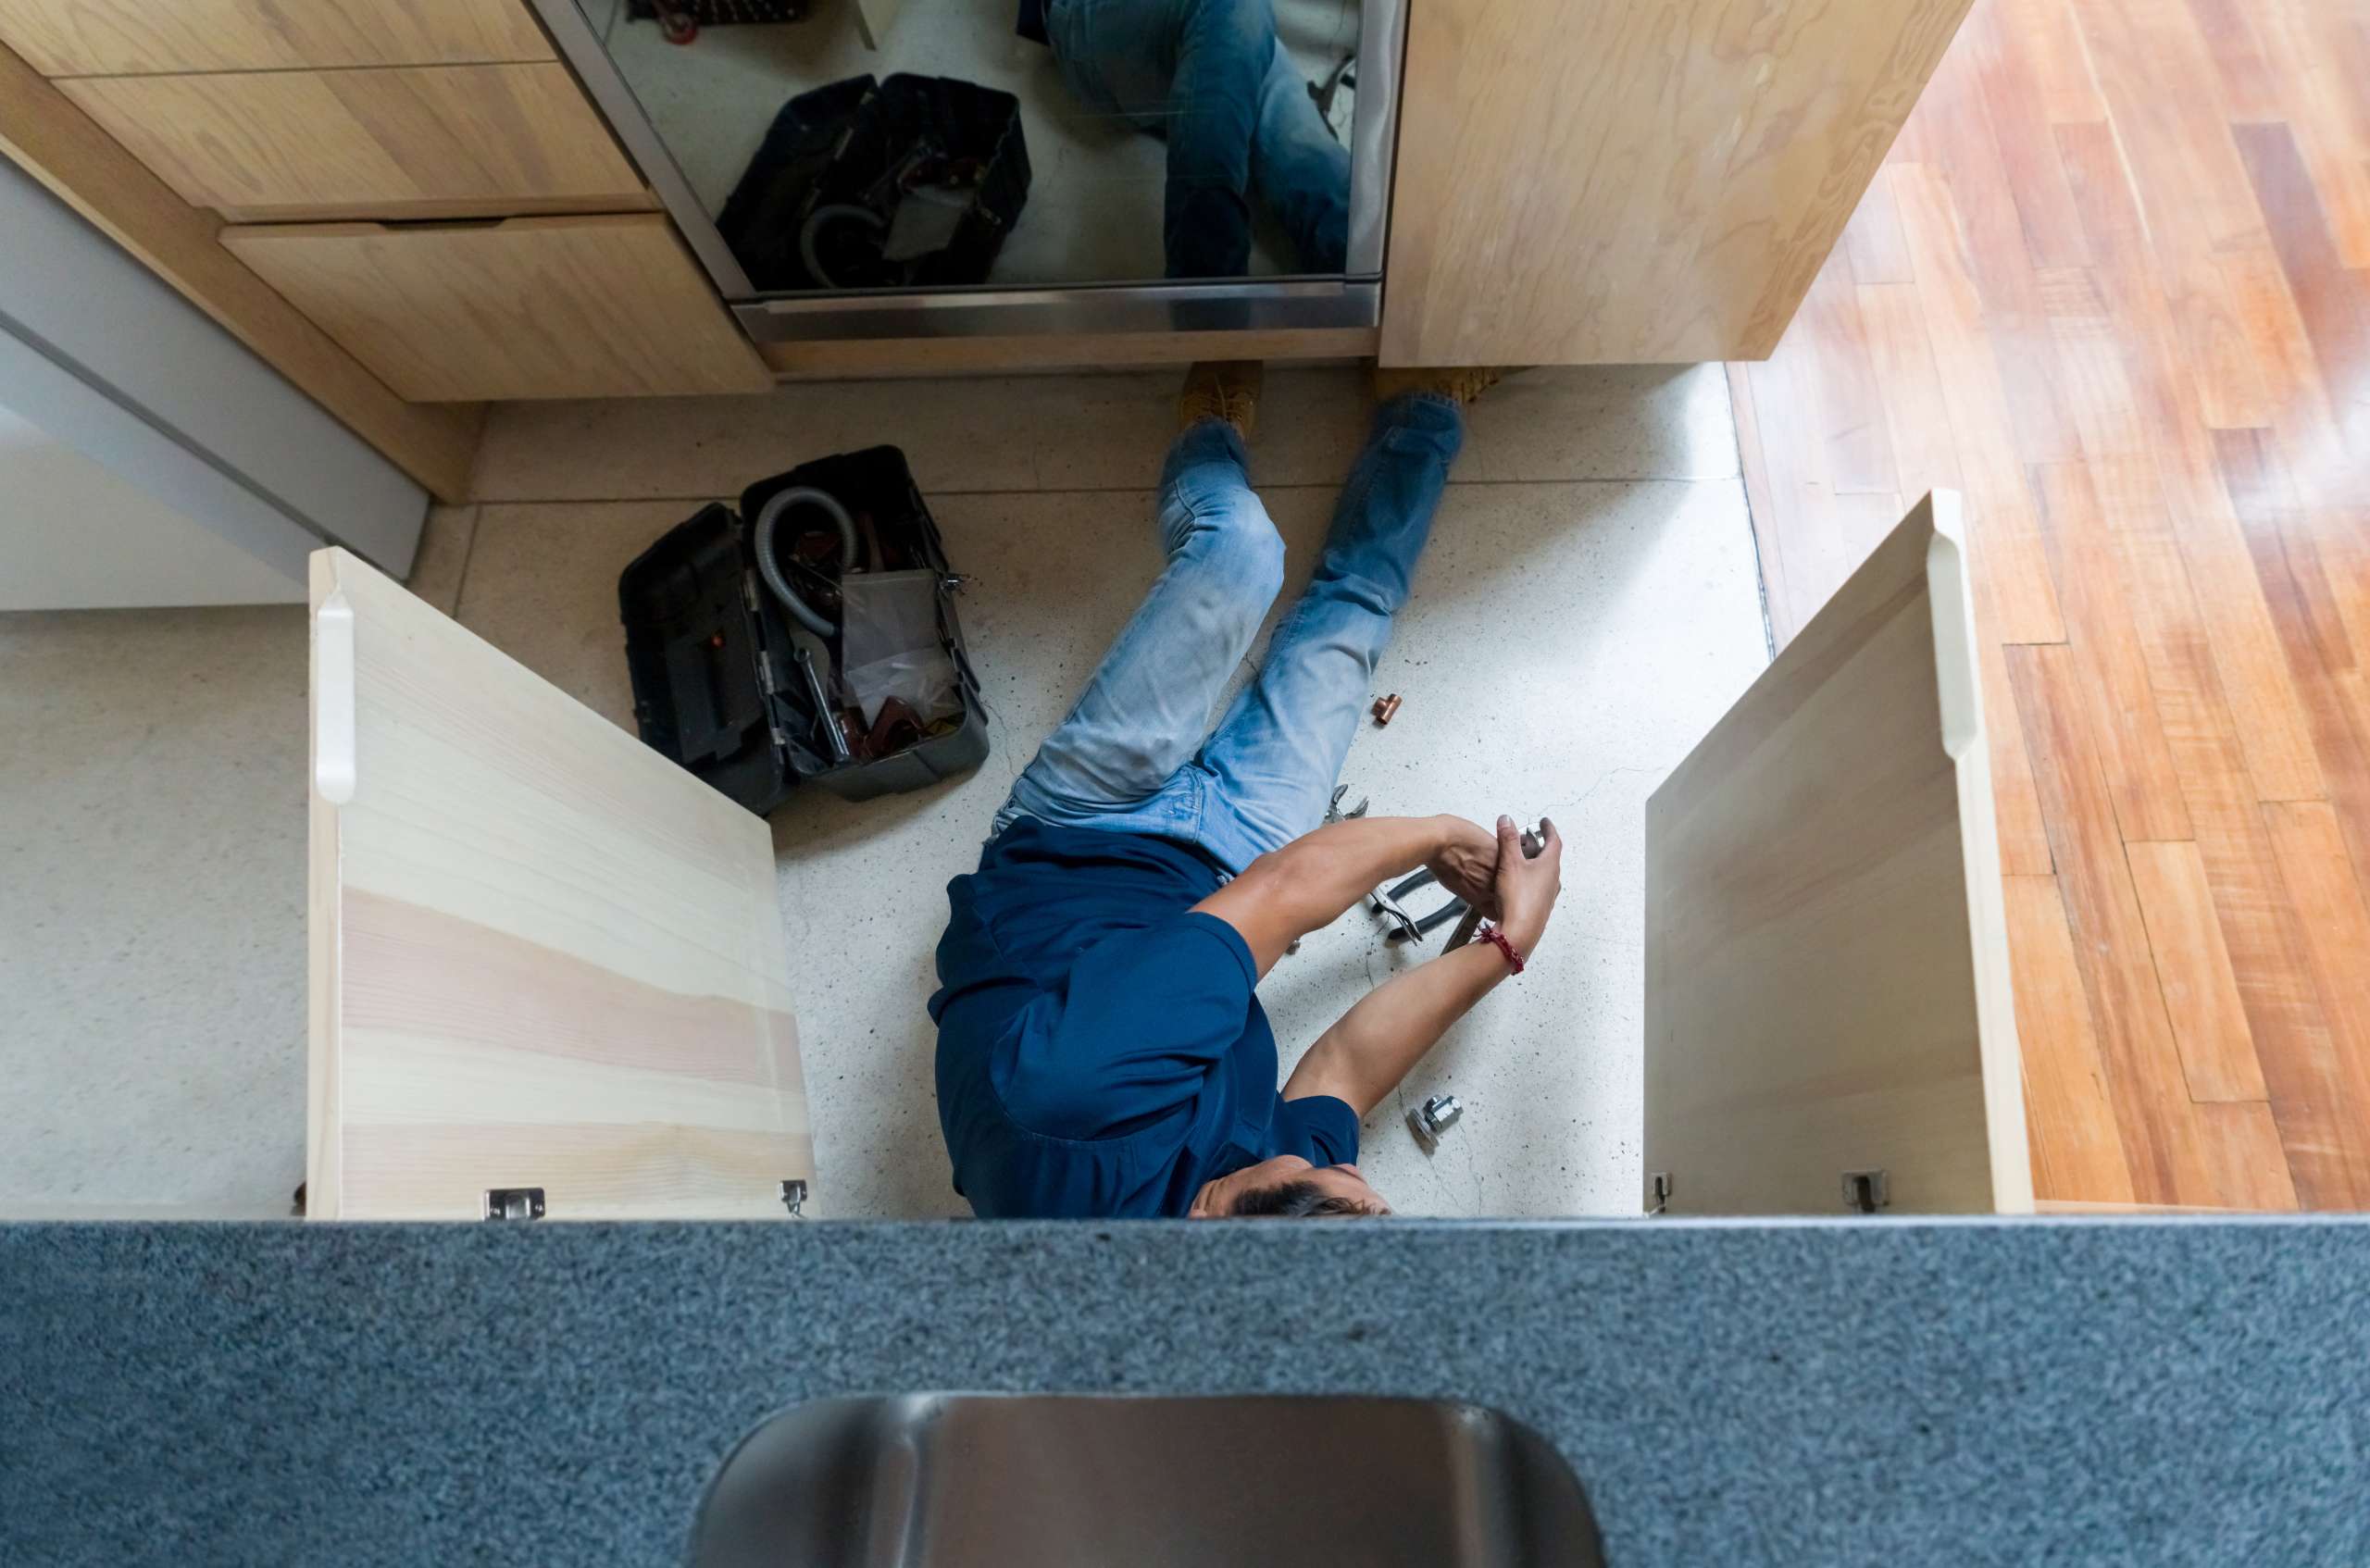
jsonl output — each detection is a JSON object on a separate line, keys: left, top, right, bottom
{"left": 690, "top": 1394, "right": 1603, "bottom": 1567}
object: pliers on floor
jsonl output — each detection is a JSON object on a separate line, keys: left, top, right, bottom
{"left": 1372, "top": 867, "right": 1468, "bottom": 943}
{"left": 1286, "top": 786, "right": 1374, "bottom": 957}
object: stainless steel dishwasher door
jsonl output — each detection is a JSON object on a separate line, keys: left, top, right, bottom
{"left": 690, "top": 1393, "right": 1604, "bottom": 1567}
{"left": 529, "top": 0, "right": 1405, "bottom": 342}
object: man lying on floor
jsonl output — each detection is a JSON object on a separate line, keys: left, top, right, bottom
{"left": 928, "top": 361, "right": 1565, "bottom": 1218}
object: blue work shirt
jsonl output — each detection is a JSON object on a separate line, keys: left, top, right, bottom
{"left": 929, "top": 818, "right": 1361, "bottom": 1217}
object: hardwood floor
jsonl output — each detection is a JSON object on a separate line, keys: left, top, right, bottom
{"left": 1730, "top": 0, "right": 2370, "bottom": 1208}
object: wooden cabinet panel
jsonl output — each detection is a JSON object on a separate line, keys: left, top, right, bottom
{"left": 1381, "top": 0, "right": 1975, "bottom": 365}
{"left": 0, "top": 41, "right": 482, "bottom": 501}
{"left": 62, "top": 65, "right": 647, "bottom": 221}
{"left": 308, "top": 547, "right": 812, "bottom": 1220}
{"left": 1643, "top": 492, "right": 2031, "bottom": 1214}
{"left": 223, "top": 215, "right": 771, "bottom": 401}
{"left": 0, "top": 0, "right": 552, "bottom": 76}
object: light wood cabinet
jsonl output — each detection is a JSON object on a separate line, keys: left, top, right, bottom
{"left": 1381, "top": 0, "right": 1976, "bottom": 365}
{"left": 0, "top": 0, "right": 553, "bottom": 76}
{"left": 0, "top": 0, "right": 1994, "bottom": 481}
{"left": 61, "top": 65, "right": 649, "bottom": 221}
{"left": 307, "top": 548, "right": 814, "bottom": 1220}
{"left": 0, "top": 43, "right": 486, "bottom": 500}
{"left": 1643, "top": 493, "right": 2034, "bottom": 1215}
{"left": 0, "top": 0, "right": 762, "bottom": 409}
{"left": 222, "top": 215, "right": 771, "bottom": 401}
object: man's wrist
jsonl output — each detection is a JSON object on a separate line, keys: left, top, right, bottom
{"left": 1428, "top": 813, "right": 1483, "bottom": 858}
{"left": 1495, "top": 918, "right": 1546, "bottom": 957}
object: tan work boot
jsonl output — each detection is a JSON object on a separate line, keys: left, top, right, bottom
{"left": 1178, "top": 360, "right": 1264, "bottom": 438}
{"left": 1371, "top": 366, "right": 1520, "bottom": 407}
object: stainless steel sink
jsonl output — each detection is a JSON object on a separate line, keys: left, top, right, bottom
{"left": 690, "top": 1394, "right": 1603, "bottom": 1567}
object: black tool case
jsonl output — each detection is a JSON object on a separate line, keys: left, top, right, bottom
{"left": 717, "top": 72, "right": 1030, "bottom": 292}
{"left": 617, "top": 446, "right": 988, "bottom": 811}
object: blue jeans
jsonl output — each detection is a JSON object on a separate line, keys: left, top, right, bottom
{"left": 996, "top": 393, "right": 1466, "bottom": 873}
{"left": 1045, "top": 0, "right": 1351, "bottom": 278}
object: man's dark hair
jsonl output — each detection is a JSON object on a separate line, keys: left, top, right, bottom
{"left": 1229, "top": 1179, "right": 1381, "bottom": 1218}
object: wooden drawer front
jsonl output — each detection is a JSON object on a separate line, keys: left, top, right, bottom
{"left": 221, "top": 216, "right": 771, "bottom": 401}
{"left": 0, "top": 0, "right": 552, "bottom": 76}
{"left": 61, "top": 65, "right": 647, "bottom": 221}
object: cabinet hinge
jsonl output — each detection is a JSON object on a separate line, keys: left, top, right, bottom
{"left": 482, "top": 1187, "right": 546, "bottom": 1221}
{"left": 1841, "top": 1169, "right": 1891, "bottom": 1213}
{"left": 780, "top": 1179, "right": 808, "bottom": 1218}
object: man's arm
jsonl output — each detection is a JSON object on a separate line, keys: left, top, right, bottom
{"left": 1192, "top": 814, "right": 1500, "bottom": 976}
{"left": 1282, "top": 817, "right": 1564, "bottom": 1116}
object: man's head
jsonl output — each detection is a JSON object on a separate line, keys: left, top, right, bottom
{"left": 1188, "top": 1155, "right": 1392, "bottom": 1218}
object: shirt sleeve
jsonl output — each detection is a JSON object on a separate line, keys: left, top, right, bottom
{"left": 994, "top": 912, "right": 1259, "bottom": 1140}
{"left": 1271, "top": 1093, "right": 1361, "bottom": 1167}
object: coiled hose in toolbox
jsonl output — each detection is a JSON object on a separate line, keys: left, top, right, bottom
{"left": 752, "top": 484, "right": 859, "bottom": 638}
{"left": 798, "top": 204, "right": 887, "bottom": 292}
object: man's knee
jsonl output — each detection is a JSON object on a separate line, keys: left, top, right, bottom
{"left": 1194, "top": 505, "right": 1286, "bottom": 603}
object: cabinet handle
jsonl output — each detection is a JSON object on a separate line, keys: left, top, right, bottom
{"left": 313, "top": 589, "right": 356, "bottom": 804}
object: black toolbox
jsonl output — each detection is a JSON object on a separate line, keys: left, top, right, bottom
{"left": 717, "top": 72, "right": 1030, "bottom": 292}
{"left": 617, "top": 446, "right": 988, "bottom": 811}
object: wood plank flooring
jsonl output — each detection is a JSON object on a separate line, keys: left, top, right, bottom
{"left": 1731, "top": 0, "right": 2370, "bottom": 1208}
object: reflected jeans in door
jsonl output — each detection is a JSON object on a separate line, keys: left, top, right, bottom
{"left": 1044, "top": 0, "right": 1352, "bottom": 279}
{"left": 994, "top": 392, "right": 1466, "bottom": 875}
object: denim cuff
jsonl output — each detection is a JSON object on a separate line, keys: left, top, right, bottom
{"left": 1371, "top": 389, "right": 1466, "bottom": 460}
{"left": 1163, "top": 417, "right": 1250, "bottom": 489}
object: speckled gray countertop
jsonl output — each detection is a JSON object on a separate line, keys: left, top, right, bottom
{"left": 4, "top": 1219, "right": 2366, "bottom": 1566}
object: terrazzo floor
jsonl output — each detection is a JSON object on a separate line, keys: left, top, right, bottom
{"left": 0, "top": 363, "right": 1768, "bottom": 1218}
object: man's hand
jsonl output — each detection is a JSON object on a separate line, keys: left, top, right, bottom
{"left": 1425, "top": 815, "right": 1503, "bottom": 917}
{"left": 1281, "top": 814, "right": 1567, "bottom": 1117}
{"left": 1492, "top": 815, "right": 1564, "bottom": 952}
{"left": 1194, "top": 815, "right": 1495, "bottom": 976}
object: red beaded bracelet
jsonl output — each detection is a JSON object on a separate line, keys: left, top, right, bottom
{"left": 1479, "top": 924, "right": 1526, "bottom": 976}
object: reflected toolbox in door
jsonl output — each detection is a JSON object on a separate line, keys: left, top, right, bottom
{"left": 555, "top": 0, "right": 1380, "bottom": 292}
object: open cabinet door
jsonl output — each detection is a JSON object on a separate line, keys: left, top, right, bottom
{"left": 1643, "top": 493, "right": 2029, "bottom": 1215}
{"left": 306, "top": 549, "right": 813, "bottom": 1219}
{"left": 1381, "top": 0, "right": 1973, "bottom": 364}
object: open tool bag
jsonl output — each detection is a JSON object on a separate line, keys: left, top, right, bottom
{"left": 618, "top": 446, "right": 988, "bottom": 809}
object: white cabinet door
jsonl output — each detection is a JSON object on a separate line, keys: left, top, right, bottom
{"left": 306, "top": 548, "right": 813, "bottom": 1219}
{"left": 1643, "top": 493, "right": 2030, "bottom": 1215}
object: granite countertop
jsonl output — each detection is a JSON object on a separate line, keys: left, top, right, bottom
{"left": 4, "top": 1218, "right": 2367, "bottom": 1566}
